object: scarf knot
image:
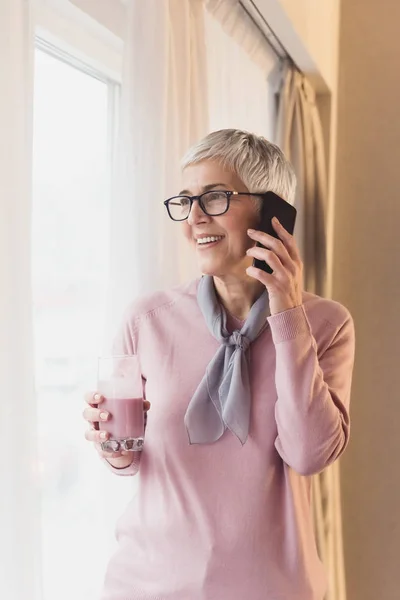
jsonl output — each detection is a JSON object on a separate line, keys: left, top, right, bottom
{"left": 225, "top": 331, "right": 250, "bottom": 352}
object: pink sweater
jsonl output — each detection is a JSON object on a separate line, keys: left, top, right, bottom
{"left": 100, "top": 278, "right": 355, "bottom": 600}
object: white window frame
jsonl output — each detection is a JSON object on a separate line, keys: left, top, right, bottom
{"left": 33, "top": 0, "right": 123, "bottom": 83}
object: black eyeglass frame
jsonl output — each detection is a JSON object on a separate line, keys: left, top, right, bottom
{"left": 163, "top": 190, "right": 263, "bottom": 221}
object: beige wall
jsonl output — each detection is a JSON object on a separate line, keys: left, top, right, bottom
{"left": 278, "top": 0, "right": 339, "bottom": 91}
{"left": 334, "top": 1, "right": 400, "bottom": 599}
{"left": 255, "top": 0, "right": 340, "bottom": 92}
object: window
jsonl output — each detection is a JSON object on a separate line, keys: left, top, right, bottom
{"left": 32, "top": 45, "right": 129, "bottom": 600}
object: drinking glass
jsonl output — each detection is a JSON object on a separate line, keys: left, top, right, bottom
{"left": 97, "top": 355, "right": 145, "bottom": 452}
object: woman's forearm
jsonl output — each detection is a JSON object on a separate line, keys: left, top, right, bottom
{"left": 268, "top": 304, "right": 355, "bottom": 476}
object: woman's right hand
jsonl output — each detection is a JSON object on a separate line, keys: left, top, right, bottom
{"left": 83, "top": 391, "right": 151, "bottom": 469}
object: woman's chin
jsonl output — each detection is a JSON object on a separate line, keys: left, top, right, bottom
{"left": 197, "top": 258, "right": 225, "bottom": 277}
{"left": 197, "top": 258, "right": 246, "bottom": 278}
{"left": 198, "top": 264, "right": 218, "bottom": 276}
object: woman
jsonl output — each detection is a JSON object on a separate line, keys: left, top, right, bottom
{"left": 83, "top": 129, "right": 355, "bottom": 600}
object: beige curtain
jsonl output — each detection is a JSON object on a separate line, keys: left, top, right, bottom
{"left": 0, "top": 1, "right": 42, "bottom": 598}
{"left": 276, "top": 64, "right": 346, "bottom": 600}
{"left": 204, "top": 0, "right": 278, "bottom": 139}
{"left": 105, "top": 0, "right": 208, "bottom": 335}
{"left": 205, "top": 0, "right": 277, "bottom": 73}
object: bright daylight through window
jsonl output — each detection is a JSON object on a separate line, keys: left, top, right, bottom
{"left": 32, "top": 47, "right": 118, "bottom": 600}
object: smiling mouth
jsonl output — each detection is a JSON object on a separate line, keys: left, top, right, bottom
{"left": 196, "top": 236, "right": 225, "bottom": 248}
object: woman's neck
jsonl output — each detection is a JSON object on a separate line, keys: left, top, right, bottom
{"left": 212, "top": 275, "right": 264, "bottom": 321}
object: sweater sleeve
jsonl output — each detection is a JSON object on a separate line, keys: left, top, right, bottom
{"left": 267, "top": 303, "right": 355, "bottom": 476}
{"left": 102, "top": 307, "right": 143, "bottom": 477}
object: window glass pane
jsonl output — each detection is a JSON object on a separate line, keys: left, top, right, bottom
{"left": 32, "top": 48, "right": 126, "bottom": 600}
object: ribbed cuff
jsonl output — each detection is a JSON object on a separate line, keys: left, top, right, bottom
{"left": 267, "top": 304, "right": 310, "bottom": 344}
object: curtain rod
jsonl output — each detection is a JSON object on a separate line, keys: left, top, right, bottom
{"left": 239, "top": 0, "right": 301, "bottom": 72}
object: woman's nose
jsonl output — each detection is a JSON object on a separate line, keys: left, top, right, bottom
{"left": 187, "top": 199, "right": 210, "bottom": 226}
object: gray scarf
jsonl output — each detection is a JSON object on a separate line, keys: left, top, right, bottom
{"left": 184, "top": 275, "right": 270, "bottom": 445}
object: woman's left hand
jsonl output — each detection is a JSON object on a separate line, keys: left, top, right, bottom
{"left": 245, "top": 217, "right": 303, "bottom": 316}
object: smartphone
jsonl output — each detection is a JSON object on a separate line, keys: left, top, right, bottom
{"left": 252, "top": 191, "right": 297, "bottom": 274}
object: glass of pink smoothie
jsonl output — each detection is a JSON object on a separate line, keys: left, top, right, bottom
{"left": 97, "top": 355, "right": 145, "bottom": 452}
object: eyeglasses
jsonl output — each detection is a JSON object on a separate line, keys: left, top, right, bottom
{"left": 163, "top": 190, "right": 261, "bottom": 221}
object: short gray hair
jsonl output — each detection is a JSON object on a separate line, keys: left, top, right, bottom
{"left": 181, "top": 129, "right": 296, "bottom": 208}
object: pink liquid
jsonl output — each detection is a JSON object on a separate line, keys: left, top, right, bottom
{"left": 99, "top": 397, "right": 144, "bottom": 439}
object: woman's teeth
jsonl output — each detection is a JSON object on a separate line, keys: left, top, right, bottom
{"left": 197, "top": 236, "right": 224, "bottom": 245}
